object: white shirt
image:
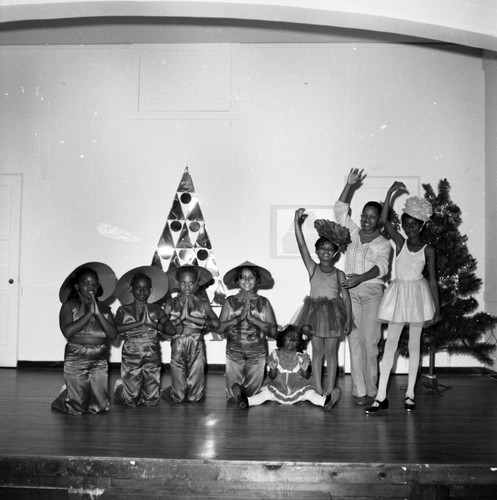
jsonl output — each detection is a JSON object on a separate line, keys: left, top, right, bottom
{"left": 334, "top": 201, "right": 392, "bottom": 285}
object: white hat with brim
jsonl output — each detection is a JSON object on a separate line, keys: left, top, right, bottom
{"left": 223, "top": 261, "right": 274, "bottom": 290}
{"left": 166, "top": 264, "right": 214, "bottom": 293}
{"left": 59, "top": 262, "right": 117, "bottom": 303}
{"left": 115, "top": 266, "right": 169, "bottom": 305}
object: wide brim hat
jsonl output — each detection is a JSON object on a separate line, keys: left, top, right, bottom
{"left": 59, "top": 262, "right": 117, "bottom": 303}
{"left": 223, "top": 261, "right": 274, "bottom": 290}
{"left": 115, "top": 266, "right": 169, "bottom": 305}
{"left": 166, "top": 264, "right": 214, "bottom": 292}
{"left": 402, "top": 196, "right": 433, "bottom": 222}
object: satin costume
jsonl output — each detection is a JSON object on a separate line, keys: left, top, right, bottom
{"left": 162, "top": 294, "right": 211, "bottom": 403}
{"left": 247, "top": 349, "right": 326, "bottom": 407}
{"left": 114, "top": 303, "right": 165, "bottom": 407}
{"left": 223, "top": 294, "right": 276, "bottom": 402}
{"left": 51, "top": 299, "right": 113, "bottom": 415}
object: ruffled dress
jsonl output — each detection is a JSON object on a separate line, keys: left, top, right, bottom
{"left": 293, "top": 265, "right": 346, "bottom": 338}
{"left": 378, "top": 244, "right": 435, "bottom": 324}
{"left": 264, "top": 349, "right": 315, "bottom": 403}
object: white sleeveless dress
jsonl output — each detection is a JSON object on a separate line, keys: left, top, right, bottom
{"left": 377, "top": 243, "right": 435, "bottom": 324}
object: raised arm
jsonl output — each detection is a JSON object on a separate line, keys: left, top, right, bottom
{"left": 338, "top": 168, "right": 366, "bottom": 204}
{"left": 381, "top": 181, "right": 407, "bottom": 252}
{"left": 294, "top": 208, "right": 315, "bottom": 276}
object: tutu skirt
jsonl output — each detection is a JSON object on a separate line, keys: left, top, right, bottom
{"left": 291, "top": 296, "right": 346, "bottom": 338}
{"left": 378, "top": 278, "right": 435, "bottom": 324}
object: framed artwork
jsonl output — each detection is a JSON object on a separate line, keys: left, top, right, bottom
{"left": 269, "top": 176, "right": 420, "bottom": 259}
{"left": 270, "top": 205, "right": 334, "bottom": 259}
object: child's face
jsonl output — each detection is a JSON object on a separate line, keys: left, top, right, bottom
{"left": 178, "top": 271, "right": 197, "bottom": 296}
{"left": 75, "top": 272, "right": 99, "bottom": 299}
{"left": 238, "top": 268, "right": 257, "bottom": 293}
{"left": 283, "top": 331, "right": 299, "bottom": 351}
{"left": 402, "top": 214, "right": 424, "bottom": 239}
{"left": 316, "top": 241, "right": 338, "bottom": 264}
{"left": 131, "top": 277, "right": 152, "bottom": 303}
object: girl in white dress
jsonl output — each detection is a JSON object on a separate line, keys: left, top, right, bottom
{"left": 365, "top": 182, "right": 440, "bottom": 413}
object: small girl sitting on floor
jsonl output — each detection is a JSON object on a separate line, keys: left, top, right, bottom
{"left": 113, "top": 266, "right": 175, "bottom": 407}
{"left": 232, "top": 325, "right": 341, "bottom": 411}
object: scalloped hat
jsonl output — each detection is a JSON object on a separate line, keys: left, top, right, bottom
{"left": 402, "top": 196, "right": 433, "bottom": 222}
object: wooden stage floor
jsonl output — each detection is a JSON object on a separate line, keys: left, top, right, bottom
{"left": 1, "top": 367, "right": 497, "bottom": 499}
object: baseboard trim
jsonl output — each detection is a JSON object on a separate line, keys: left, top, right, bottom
{"left": 14, "top": 361, "right": 497, "bottom": 376}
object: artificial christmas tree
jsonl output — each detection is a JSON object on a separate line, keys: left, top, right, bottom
{"left": 398, "top": 179, "right": 496, "bottom": 393}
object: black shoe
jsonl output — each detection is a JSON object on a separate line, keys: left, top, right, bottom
{"left": 404, "top": 396, "right": 415, "bottom": 411}
{"left": 324, "top": 387, "right": 341, "bottom": 412}
{"left": 365, "top": 398, "right": 389, "bottom": 414}
{"left": 231, "top": 383, "right": 248, "bottom": 409}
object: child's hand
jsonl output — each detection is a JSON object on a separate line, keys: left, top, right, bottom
{"left": 88, "top": 295, "right": 98, "bottom": 315}
{"left": 267, "top": 355, "right": 278, "bottom": 370}
{"left": 300, "top": 353, "right": 310, "bottom": 371}
{"left": 294, "top": 208, "right": 308, "bottom": 226}
{"left": 139, "top": 306, "right": 149, "bottom": 325}
{"left": 346, "top": 168, "right": 366, "bottom": 186}
{"left": 180, "top": 298, "right": 188, "bottom": 321}
{"left": 424, "top": 310, "right": 441, "bottom": 328}
{"left": 388, "top": 181, "right": 408, "bottom": 195}
{"left": 241, "top": 300, "right": 250, "bottom": 320}
{"left": 344, "top": 318, "right": 352, "bottom": 336}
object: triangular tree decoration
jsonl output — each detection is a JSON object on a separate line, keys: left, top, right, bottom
{"left": 152, "top": 166, "right": 227, "bottom": 306}
{"left": 398, "top": 179, "right": 497, "bottom": 365}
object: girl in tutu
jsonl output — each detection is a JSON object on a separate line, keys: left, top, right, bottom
{"left": 232, "top": 325, "right": 341, "bottom": 411}
{"left": 366, "top": 182, "right": 440, "bottom": 413}
{"left": 294, "top": 208, "right": 352, "bottom": 397}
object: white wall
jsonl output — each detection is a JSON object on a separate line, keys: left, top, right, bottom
{"left": 0, "top": 42, "right": 486, "bottom": 369}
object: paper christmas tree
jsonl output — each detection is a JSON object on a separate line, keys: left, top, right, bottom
{"left": 152, "top": 166, "right": 226, "bottom": 305}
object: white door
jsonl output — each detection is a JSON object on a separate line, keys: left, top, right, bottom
{"left": 0, "top": 175, "right": 22, "bottom": 366}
